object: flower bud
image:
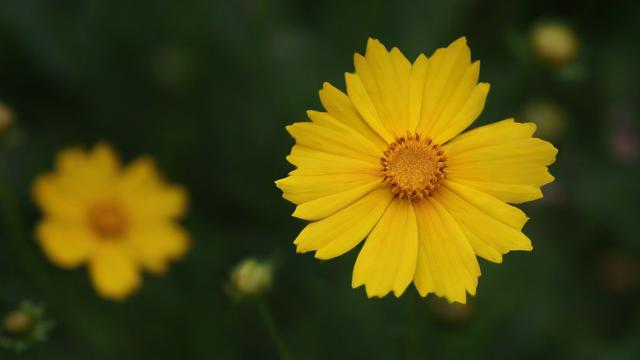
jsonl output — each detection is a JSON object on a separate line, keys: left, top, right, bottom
{"left": 2, "top": 311, "right": 34, "bottom": 336}
{"left": 0, "top": 302, "right": 54, "bottom": 352}
{"left": 0, "top": 101, "right": 15, "bottom": 133}
{"left": 531, "top": 22, "right": 578, "bottom": 67}
{"left": 229, "top": 258, "right": 273, "bottom": 298}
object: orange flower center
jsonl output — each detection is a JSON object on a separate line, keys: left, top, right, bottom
{"left": 381, "top": 134, "right": 446, "bottom": 200}
{"left": 89, "top": 202, "right": 128, "bottom": 239}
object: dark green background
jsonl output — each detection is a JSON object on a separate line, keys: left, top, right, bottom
{"left": 1, "top": 0, "right": 640, "bottom": 359}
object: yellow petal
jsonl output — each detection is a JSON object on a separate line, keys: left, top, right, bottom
{"left": 128, "top": 221, "right": 190, "bottom": 274}
{"left": 32, "top": 174, "right": 87, "bottom": 221}
{"left": 444, "top": 119, "right": 558, "bottom": 203}
{"left": 345, "top": 72, "right": 394, "bottom": 143}
{"left": 33, "top": 144, "right": 122, "bottom": 219}
{"left": 36, "top": 219, "right": 96, "bottom": 268}
{"left": 435, "top": 181, "right": 532, "bottom": 263}
{"left": 444, "top": 119, "right": 536, "bottom": 157}
{"left": 89, "top": 242, "right": 141, "bottom": 300}
{"left": 353, "top": 39, "right": 411, "bottom": 136}
{"left": 292, "top": 179, "right": 384, "bottom": 221}
{"left": 408, "top": 54, "right": 429, "bottom": 132}
{"left": 417, "top": 37, "right": 474, "bottom": 137}
{"left": 428, "top": 61, "right": 480, "bottom": 139}
{"left": 306, "top": 110, "right": 385, "bottom": 153}
{"left": 319, "top": 82, "right": 388, "bottom": 150}
{"left": 352, "top": 199, "right": 418, "bottom": 298}
{"left": 284, "top": 145, "right": 380, "bottom": 176}
{"left": 286, "top": 121, "right": 381, "bottom": 163}
{"left": 53, "top": 144, "right": 120, "bottom": 199}
{"left": 276, "top": 173, "right": 380, "bottom": 204}
{"left": 117, "top": 157, "right": 188, "bottom": 220}
{"left": 431, "top": 83, "right": 490, "bottom": 144}
{"left": 294, "top": 188, "right": 393, "bottom": 259}
{"left": 56, "top": 147, "right": 89, "bottom": 175}
{"left": 413, "top": 198, "right": 480, "bottom": 304}
{"left": 88, "top": 142, "right": 120, "bottom": 180}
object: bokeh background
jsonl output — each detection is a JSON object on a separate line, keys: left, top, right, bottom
{"left": 1, "top": 0, "right": 640, "bottom": 359}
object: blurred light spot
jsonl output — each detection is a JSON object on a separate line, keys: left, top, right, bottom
{"left": 0, "top": 101, "right": 15, "bottom": 133}
{"left": 520, "top": 100, "right": 568, "bottom": 141}
{"left": 427, "top": 297, "right": 474, "bottom": 327}
{"left": 530, "top": 22, "right": 578, "bottom": 67}
{"left": 611, "top": 116, "right": 639, "bottom": 163}
{"left": 151, "top": 47, "right": 195, "bottom": 92}
{"left": 597, "top": 251, "right": 640, "bottom": 293}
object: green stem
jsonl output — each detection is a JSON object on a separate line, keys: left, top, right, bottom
{"left": 258, "top": 299, "right": 291, "bottom": 360}
{"left": 407, "top": 295, "right": 419, "bottom": 360}
{"left": 0, "top": 173, "right": 50, "bottom": 292}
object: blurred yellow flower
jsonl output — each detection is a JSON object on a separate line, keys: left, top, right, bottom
{"left": 276, "top": 38, "right": 557, "bottom": 303}
{"left": 531, "top": 22, "right": 578, "bottom": 67}
{"left": 33, "top": 143, "right": 189, "bottom": 300}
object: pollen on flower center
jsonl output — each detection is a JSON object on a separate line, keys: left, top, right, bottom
{"left": 381, "top": 134, "right": 446, "bottom": 200}
{"left": 89, "top": 202, "right": 128, "bottom": 239}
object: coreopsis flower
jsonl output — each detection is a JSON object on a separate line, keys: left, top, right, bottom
{"left": 276, "top": 38, "right": 557, "bottom": 303}
{"left": 33, "top": 143, "right": 189, "bottom": 300}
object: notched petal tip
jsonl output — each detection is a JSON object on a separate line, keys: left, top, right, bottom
{"left": 413, "top": 53, "right": 428, "bottom": 65}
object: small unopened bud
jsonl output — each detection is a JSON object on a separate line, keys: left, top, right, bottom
{"left": 531, "top": 22, "right": 578, "bottom": 67}
{"left": 0, "top": 302, "right": 54, "bottom": 352}
{"left": 521, "top": 100, "right": 568, "bottom": 141}
{"left": 229, "top": 258, "right": 273, "bottom": 298}
{"left": 0, "top": 101, "right": 15, "bottom": 132}
{"left": 2, "top": 311, "right": 34, "bottom": 336}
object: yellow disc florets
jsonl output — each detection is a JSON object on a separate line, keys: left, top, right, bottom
{"left": 88, "top": 202, "right": 128, "bottom": 239}
{"left": 381, "top": 134, "right": 446, "bottom": 201}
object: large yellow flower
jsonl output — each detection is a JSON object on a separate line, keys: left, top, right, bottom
{"left": 276, "top": 38, "right": 558, "bottom": 303}
{"left": 33, "top": 143, "right": 189, "bottom": 300}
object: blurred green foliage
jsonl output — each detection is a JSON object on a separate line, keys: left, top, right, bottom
{"left": 1, "top": 0, "right": 640, "bottom": 359}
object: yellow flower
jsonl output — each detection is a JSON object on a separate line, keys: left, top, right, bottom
{"left": 33, "top": 143, "right": 190, "bottom": 300}
{"left": 276, "top": 38, "right": 557, "bottom": 303}
{"left": 530, "top": 22, "right": 578, "bottom": 67}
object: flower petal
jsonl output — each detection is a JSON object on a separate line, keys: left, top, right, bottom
{"left": 319, "top": 82, "right": 388, "bottom": 150}
{"left": 128, "top": 222, "right": 190, "bottom": 274}
{"left": 409, "top": 54, "right": 429, "bottom": 132}
{"left": 291, "top": 179, "right": 384, "bottom": 221}
{"left": 276, "top": 173, "right": 380, "bottom": 205}
{"left": 284, "top": 145, "right": 380, "bottom": 176}
{"left": 294, "top": 188, "right": 393, "bottom": 259}
{"left": 352, "top": 39, "right": 411, "bottom": 137}
{"left": 413, "top": 198, "right": 480, "bottom": 304}
{"left": 444, "top": 119, "right": 558, "bottom": 203}
{"left": 89, "top": 242, "right": 141, "bottom": 300}
{"left": 345, "top": 73, "right": 394, "bottom": 143}
{"left": 286, "top": 121, "right": 381, "bottom": 163}
{"left": 36, "top": 219, "right": 96, "bottom": 268}
{"left": 436, "top": 180, "right": 532, "bottom": 263}
{"left": 32, "top": 174, "right": 87, "bottom": 221}
{"left": 416, "top": 37, "right": 483, "bottom": 141}
{"left": 352, "top": 199, "right": 419, "bottom": 297}
{"left": 117, "top": 157, "right": 188, "bottom": 220}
